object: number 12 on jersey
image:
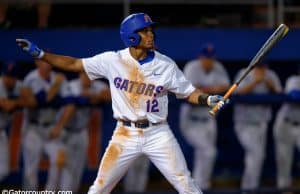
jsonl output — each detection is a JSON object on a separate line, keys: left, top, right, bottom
{"left": 146, "top": 99, "right": 159, "bottom": 112}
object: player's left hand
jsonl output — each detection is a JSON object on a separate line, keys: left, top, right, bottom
{"left": 207, "top": 95, "right": 229, "bottom": 110}
{"left": 16, "top": 38, "right": 44, "bottom": 58}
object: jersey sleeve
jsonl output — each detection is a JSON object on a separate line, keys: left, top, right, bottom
{"left": 183, "top": 61, "right": 198, "bottom": 85}
{"left": 167, "top": 64, "right": 195, "bottom": 99}
{"left": 285, "top": 77, "right": 300, "bottom": 93}
{"left": 22, "top": 73, "right": 40, "bottom": 94}
{"left": 215, "top": 63, "right": 230, "bottom": 85}
{"left": 268, "top": 71, "right": 283, "bottom": 93}
{"left": 82, "top": 52, "right": 111, "bottom": 80}
{"left": 23, "top": 74, "right": 32, "bottom": 87}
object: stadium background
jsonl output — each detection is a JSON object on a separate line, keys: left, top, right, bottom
{"left": 1, "top": 0, "right": 300, "bottom": 193}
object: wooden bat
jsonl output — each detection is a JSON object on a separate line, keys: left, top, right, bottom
{"left": 209, "top": 23, "right": 289, "bottom": 116}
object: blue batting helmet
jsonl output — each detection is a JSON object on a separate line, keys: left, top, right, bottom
{"left": 120, "top": 13, "right": 155, "bottom": 47}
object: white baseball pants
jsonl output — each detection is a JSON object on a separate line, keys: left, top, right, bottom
{"left": 87, "top": 122, "right": 202, "bottom": 194}
{"left": 180, "top": 119, "right": 217, "bottom": 189}
{"left": 22, "top": 125, "right": 65, "bottom": 190}
{"left": 234, "top": 121, "right": 267, "bottom": 189}
{"left": 273, "top": 115, "right": 300, "bottom": 188}
{"left": 60, "top": 129, "right": 88, "bottom": 192}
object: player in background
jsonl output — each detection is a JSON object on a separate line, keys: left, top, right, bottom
{"left": 124, "top": 154, "right": 150, "bottom": 192}
{"left": 16, "top": 13, "right": 227, "bottom": 194}
{"left": 273, "top": 65, "right": 300, "bottom": 189}
{"left": 20, "top": 59, "right": 74, "bottom": 190}
{"left": 0, "top": 61, "right": 23, "bottom": 183}
{"left": 179, "top": 44, "right": 230, "bottom": 189}
{"left": 233, "top": 62, "right": 282, "bottom": 190}
{"left": 54, "top": 72, "right": 110, "bottom": 192}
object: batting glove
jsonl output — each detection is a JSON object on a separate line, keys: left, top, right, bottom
{"left": 16, "top": 38, "right": 44, "bottom": 58}
{"left": 207, "top": 95, "right": 229, "bottom": 110}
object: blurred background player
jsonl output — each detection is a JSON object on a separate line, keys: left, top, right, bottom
{"left": 0, "top": 61, "right": 23, "bottom": 183}
{"left": 273, "top": 64, "right": 300, "bottom": 189}
{"left": 179, "top": 44, "right": 230, "bottom": 189}
{"left": 124, "top": 155, "right": 150, "bottom": 192}
{"left": 55, "top": 72, "right": 110, "bottom": 192}
{"left": 233, "top": 62, "right": 282, "bottom": 190}
{"left": 20, "top": 59, "right": 72, "bottom": 190}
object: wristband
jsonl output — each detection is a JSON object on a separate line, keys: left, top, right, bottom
{"left": 198, "top": 94, "right": 209, "bottom": 105}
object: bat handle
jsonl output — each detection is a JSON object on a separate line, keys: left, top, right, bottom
{"left": 209, "top": 83, "right": 238, "bottom": 116}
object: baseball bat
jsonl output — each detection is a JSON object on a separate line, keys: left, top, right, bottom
{"left": 209, "top": 23, "right": 289, "bottom": 116}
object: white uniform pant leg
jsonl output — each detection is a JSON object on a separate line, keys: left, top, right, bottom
{"left": 273, "top": 118, "right": 295, "bottom": 188}
{"left": 44, "top": 139, "right": 66, "bottom": 190}
{"left": 22, "top": 128, "right": 43, "bottom": 190}
{"left": 235, "top": 121, "right": 267, "bottom": 189}
{"left": 144, "top": 124, "right": 202, "bottom": 194}
{"left": 87, "top": 125, "right": 142, "bottom": 194}
{"left": 181, "top": 120, "right": 217, "bottom": 189}
{"left": 0, "top": 130, "right": 9, "bottom": 182}
{"left": 124, "top": 155, "right": 150, "bottom": 192}
{"left": 60, "top": 130, "right": 88, "bottom": 192}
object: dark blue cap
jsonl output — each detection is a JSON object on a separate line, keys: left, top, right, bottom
{"left": 1, "top": 61, "right": 19, "bottom": 77}
{"left": 200, "top": 43, "right": 215, "bottom": 58}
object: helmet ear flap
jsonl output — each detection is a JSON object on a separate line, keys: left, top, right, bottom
{"left": 128, "top": 33, "right": 141, "bottom": 46}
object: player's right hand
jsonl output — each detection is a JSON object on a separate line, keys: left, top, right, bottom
{"left": 207, "top": 95, "right": 229, "bottom": 110}
{"left": 16, "top": 38, "right": 44, "bottom": 58}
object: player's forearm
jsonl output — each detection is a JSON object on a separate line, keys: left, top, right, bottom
{"left": 55, "top": 104, "right": 75, "bottom": 129}
{"left": 42, "top": 52, "right": 83, "bottom": 72}
{"left": 265, "top": 80, "right": 281, "bottom": 93}
{"left": 20, "top": 88, "right": 38, "bottom": 108}
{"left": 46, "top": 82, "right": 62, "bottom": 102}
{"left": 202, "top": 84, "right": 229, "bottom": 94}
{"left": 186, "top": 89, "right": 209, "bottom": 105}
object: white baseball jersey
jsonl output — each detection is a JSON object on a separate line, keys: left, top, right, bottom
{"left": 234, "top": 68, "right": 282, "bottom": 122}
{"left": 0, "top": 77, "right": 22, "bottom": 129}
{"left": 64, "top": 78, "right": 108, "bottom": 131}
{"left": 23, "top": 70, "right": 67, "bottom": 128}
{"left": 82, "top": 48, "right": 195, "bottom": 122}
{"left": 276, "top": 75, "right": 300, "bottom": 122}
{"left": 183, "top": 59, "right": 230, "bottom": 119}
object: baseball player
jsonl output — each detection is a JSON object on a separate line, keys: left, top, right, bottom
{"left": 0, "top": 61, "right": 23, "bottom": 183}
{"left": 20, "top": 59, "right": 73, "bottom": 190}
{"left": 56, "top": 72, "right": 110, "bottom": 192}
{"left": 180, "top": 44, "right": 230, "bottom": 189}
{"left": 273, "top": 65, "right": 300, "bottom": 189}
{"left": 233, "top": 62, "right": 282, "bottom": 190}
{"left": 16, "top": 13, "right": 227, "bottom": 194}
